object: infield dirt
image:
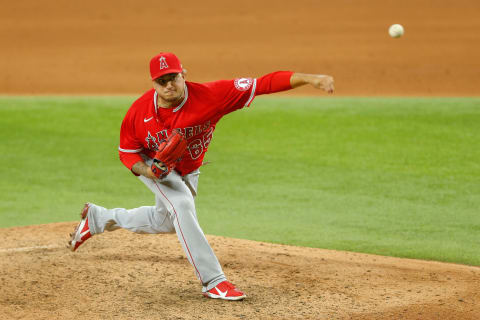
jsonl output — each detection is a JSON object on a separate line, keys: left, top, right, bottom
{"left": 1, "top": 0, "right": 480, "bottom": 319}
{"left": 1, "top": 0, "right": 479, "bottom": 96}
{"left": 1, "top": 223, "right": 479, "bottom": 320}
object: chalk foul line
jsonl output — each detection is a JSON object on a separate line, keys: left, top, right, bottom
{"left": 0, "top": 244, "right": 61, "bottom": 253}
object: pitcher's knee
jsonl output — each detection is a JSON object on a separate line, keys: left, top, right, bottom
{"left": 172, "top": 198, "right": 195, "bottom": 216}
{"left": 150, "top": 207, "right": 175, "bottom": 233}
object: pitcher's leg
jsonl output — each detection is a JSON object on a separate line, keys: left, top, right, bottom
{"left": 169, "top": 195, "right": 226, "bottom": 289}
{"left": 87, "top": 203, "right": 174, "bottom": 235}
{"left": 140, "top": 173, "right": 226, "bottom": 289}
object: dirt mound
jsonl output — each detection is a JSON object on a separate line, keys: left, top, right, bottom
{"left": 1, "top": 223, "right": 478, "bottom": 319}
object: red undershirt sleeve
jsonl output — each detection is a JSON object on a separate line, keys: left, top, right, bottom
{"left": 118, "top": 111, "right": 143, "bottom": 173}
{"left": 119, "top": 151, "right": 143, "bottom": 171}
{"left": 255, "top": 71, "right": 294, "bottom": 95}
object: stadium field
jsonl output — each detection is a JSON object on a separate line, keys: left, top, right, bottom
{"left": 1, "top": 96, "right": 479, "bottom": 266}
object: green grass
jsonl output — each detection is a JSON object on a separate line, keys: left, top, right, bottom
{"left": 1, "top": 96, "right": 479, "bottom": 266}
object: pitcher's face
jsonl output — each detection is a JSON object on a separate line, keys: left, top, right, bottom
{"left": 153, "top": 72, "right": 185, "bottom": 105}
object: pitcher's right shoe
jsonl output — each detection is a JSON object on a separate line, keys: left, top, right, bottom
{"left": 202, "top": 281, "right": 246, "bottom": 301}
{"left": 68, "top": 203, "right": 93, "bottom": 252}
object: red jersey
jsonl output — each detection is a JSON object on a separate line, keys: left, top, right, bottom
{"left": 118, "top": 72, "right": 293, "bottom": 176}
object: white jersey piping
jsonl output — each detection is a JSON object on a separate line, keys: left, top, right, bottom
{"left": 118, "top": 147, "right": 143, "bottom": 153}
{"left": 173, "top": 85, "right": 188, "bottom": 112}
{"left": 244, "top": 78, "right": 257, "bottom": 107}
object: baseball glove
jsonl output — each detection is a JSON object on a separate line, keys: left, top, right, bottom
{"left": 151, "top": 129, "right": 188, "bottom": 179}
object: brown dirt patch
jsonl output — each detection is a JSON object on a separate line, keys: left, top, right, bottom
{"left": 1, "top": 0, "right": 479, "bottom": 96}
{"left": 1, "top": 223, "right": 479, "bottom": 319}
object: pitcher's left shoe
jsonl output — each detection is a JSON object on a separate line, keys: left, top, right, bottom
{"left": 68, "top": 203, "right": 93, "bottom": 252}
{"left": 202, "top": 281, "right": 246, "bottom": 300}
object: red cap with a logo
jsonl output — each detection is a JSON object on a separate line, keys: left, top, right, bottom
{"left": 149, "top": 52, "right": 183, "bottom": 80}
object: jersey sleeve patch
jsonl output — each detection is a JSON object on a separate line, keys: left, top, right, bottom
{"left": 234, "top": 78, "right": 253, "bottom": 91}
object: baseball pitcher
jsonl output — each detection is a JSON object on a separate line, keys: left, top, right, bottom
{"left": 68, "top": 52, "right": 334, "bottom": 300}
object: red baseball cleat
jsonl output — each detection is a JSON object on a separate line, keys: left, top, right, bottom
{"left": 68, "top": 203, "right": 93, "bottom": 252}
{"left": 202, "top": 281, "right": 246, "bottom": 301}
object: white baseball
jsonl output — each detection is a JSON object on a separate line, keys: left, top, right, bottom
{"left": 388, "top": 24, "right": 404, "bottom": 38}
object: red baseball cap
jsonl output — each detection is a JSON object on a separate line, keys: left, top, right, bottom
{"left": 149, "top": 52, "right": 183, "bottom": 80}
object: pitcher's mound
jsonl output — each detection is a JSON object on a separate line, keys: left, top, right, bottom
{"left": 0, "top": 223, "right": 479, "bottom": 319}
